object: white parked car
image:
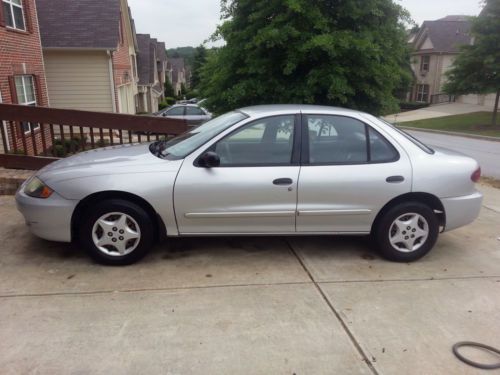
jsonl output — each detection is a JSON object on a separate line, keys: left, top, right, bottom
{"left": 16, "top": 105, "right": 482, "bottom": 265}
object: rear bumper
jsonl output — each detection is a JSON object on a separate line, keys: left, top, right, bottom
{"left": 441, "top": 191, "right": 483, "bottom": 232}
{"left": 15, "top": 189, "right": 77, "bottom": 242}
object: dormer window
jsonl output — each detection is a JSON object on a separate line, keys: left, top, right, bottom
{"left": 2, "top": 0, "right": 25, "bottom": 30}
{"left": 420, "top": 55, "right": 430, "bottom": 72}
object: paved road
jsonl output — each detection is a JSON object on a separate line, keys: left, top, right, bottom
{"left": 407, "top": 130, "right": 500, "bottom": 179}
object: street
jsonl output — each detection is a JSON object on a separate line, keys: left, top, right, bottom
{"left": 407, "top": 130, "right": 500, "bottom": 179}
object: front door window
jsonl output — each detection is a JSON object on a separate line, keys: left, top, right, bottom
{"left": 213, "top": 115, "right": 295, "bottom": 166}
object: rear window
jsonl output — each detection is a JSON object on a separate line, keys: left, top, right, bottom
{"left": 378, "top": 118, "right": 434, "bottom": 154}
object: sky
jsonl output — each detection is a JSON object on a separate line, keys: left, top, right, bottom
{"left": 128, "top": 0, "right": 484, "bottom": 49}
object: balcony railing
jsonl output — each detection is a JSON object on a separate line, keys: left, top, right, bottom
{"left": 0, "top": 104, "right": 187, "bottom": 170}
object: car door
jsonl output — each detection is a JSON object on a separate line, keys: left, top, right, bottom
{"left": 296, "top": 113, "right": 412, "bottom": 233}
{"left": 174, "top": 114, "right": 301, "bottom": 234}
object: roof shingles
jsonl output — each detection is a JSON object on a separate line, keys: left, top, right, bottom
{"left": 417, "top": 16, "right": 472, "bottom": 53}
{"left": 37, "top": 0, "right": 121, "bottom": 49}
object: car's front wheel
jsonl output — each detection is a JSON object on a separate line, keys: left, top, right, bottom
{"left": 79, "top": 199, "right": 155, "bottom": 265}
{"left": 375, "top": 202, "right": 439, "bottom": 262}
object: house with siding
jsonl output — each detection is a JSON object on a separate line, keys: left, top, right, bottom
{"left": 0, "top": 0, "right": 50, "bottom": 154}
{"left": 409, "top": 16, "right": 472, "bottom": 104}
{"left": 156, "top": 41, "right": 167, "bottom": 103}
{"left": 36, "top": 0, "right": 139, "bottom": 114}
{"left": 168, "top": 58, "right": 187, "bottom": 97}
{"left": 136, "top": 34, "right": 163, "bottom": 113}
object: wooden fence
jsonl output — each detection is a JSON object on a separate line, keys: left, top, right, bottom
{"left": 0, "top": 104, "right": 187, "bottom": 170}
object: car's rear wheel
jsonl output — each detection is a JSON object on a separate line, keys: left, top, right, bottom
{"left": 79, "top": 199, "right": 155, "bottom": 265}
{"left": 375, "top": 202, "right": 439, "bottom": 262}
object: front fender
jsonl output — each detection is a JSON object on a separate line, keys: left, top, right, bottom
{"left": 50, "top": 170, "right": 181, "bottom": 236}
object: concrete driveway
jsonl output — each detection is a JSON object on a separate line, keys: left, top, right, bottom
{"left": 1, "top": 185, "right": 499, "bottom": 374}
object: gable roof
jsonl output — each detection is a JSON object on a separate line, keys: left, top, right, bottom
{"left": 136, "top": 34, "right": 159, "bottom": 85}
{"left": 37, "top": 0, "right": 121, "bottom": 49}
{"left": 414, "top": 15, "right": 472, "bottom": 53}
{"left": 156, "top": 42, "right": 167, "bottom": 63}
{"left": 169, "top": 57, "right": 185, "bottom": 71}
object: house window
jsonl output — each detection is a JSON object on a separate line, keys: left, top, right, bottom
{"left": 2, "top": 0, "right": 25, "bottom": 30}
{"left": 131, "top": 55, "right": 138, "bottom": 80}
{"left": 15, "top": 75, "right": 39, "bottom": 133}
{"left": 420, "top": 55, "right": 430, "bottom": 72}
{"left": 416, "top": 84, "right": 429, "bottom": 103}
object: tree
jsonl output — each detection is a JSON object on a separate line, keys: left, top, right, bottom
{"left": 444, "top": 1, "right": 500, "bottom": 126}
{"left": 200, "top": 0, "right": 412, "bottom": 115}
{"left": 180, "top": 83, "right": 187, "bottom": 98}
{"left": 191, "top": 45, "right": 208, "bottom": 89}
{"left": 164, "top": 74, "right": 175, "bottom": 97}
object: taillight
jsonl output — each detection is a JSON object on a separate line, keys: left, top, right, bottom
{"left": 471, "top": 167, "right": 481, "bottom": 183}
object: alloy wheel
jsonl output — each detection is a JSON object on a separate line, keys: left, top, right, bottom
{"left": 388, "top": 212, "right": 429, "bottom": 253}
{"left": 91, "top": 212, "right": 141, "bottom": 256}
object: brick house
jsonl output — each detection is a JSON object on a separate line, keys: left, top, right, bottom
{"left": 0, "top": 0, "right": 50, "bottom": 154}
{"left": 36, "top": 0, "right": 139, "bottom": 114}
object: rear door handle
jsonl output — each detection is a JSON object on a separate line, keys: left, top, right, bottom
{"left": 273, "top": 178, "right": 293, "bottom": 186}
{"left": 386, "top": 176, "right": 405, "bottom": 183}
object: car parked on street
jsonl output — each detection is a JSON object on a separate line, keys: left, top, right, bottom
{"left": 16, "top": 105, "right": 482, "bottom": 265}
{"left": 160, "top": 104, "right": 212, "bottom": 126}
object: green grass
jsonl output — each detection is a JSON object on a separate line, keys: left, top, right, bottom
{"left": 400, "top": 112, "right": 500, "bottom": 138}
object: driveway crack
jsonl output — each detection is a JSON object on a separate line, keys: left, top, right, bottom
{"left": 285, "top": 238, "right": 379, "bottom": 375}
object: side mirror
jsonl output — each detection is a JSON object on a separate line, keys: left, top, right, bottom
{"left": 198, "top": 151, "right": 220, "bottom": 168}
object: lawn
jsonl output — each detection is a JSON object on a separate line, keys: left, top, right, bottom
{"left": 400, "top": 112, "right": 500, "bottom": 138}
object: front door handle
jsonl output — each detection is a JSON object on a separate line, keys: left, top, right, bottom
{"left": 386, "top": 176, "right": 405, "bottom": 183}
{"left": 273, "top": 178, "right": 293, "bottom": 186}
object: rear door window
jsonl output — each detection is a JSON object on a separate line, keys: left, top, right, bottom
{"left": 304, "top": 115, "right": 399, "bottom": 164}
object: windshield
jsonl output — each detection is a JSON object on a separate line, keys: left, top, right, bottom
{"left": 378, "top": 118, "right": 435, "bottom": 154}
{"left": 150, "top": 111, "right": 248, "bottom": 160}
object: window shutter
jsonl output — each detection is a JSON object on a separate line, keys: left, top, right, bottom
{"left": 33, "top": 75, "right": 44, "bottom": 106}
{"left": 22, "top": 0, "right": 33, "bottom": 33}
{"left": 8, "top": 76, "right": 18, "bottom": 104}
{"left": 0, "top": 1, "right": 5, "bottom": 27}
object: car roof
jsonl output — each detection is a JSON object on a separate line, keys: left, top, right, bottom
{"left": 170, "top": 104, "right": 201, "bottom": 108}
{"left": 238, "top": 104, "right": 362, "bottom": 117}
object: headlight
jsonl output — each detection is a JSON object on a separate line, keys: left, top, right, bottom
{"left": 24, "top": 177, "right": 54, "bottom": 199}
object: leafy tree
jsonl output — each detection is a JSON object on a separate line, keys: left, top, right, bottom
{"left": 444, "top": 1, "right": 500, "bottom": 126}
{"left": 164, "top": 74, "right": 175, "bottom": 97}
{"left": 200, "top": 0, "right": 411, "bottom": 115}
{"left": 180, "top": 83, "right": 187, "bottom": 97}
{"left": 191, "top": 45, "right": 208, "bottom": 89}
{"left": 166, "top": 46, "right": 196, "bottom": 67}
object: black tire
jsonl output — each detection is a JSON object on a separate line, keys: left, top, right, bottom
{"left": 79, "top": 199, "right": 155, "bottom": 265}
{"left": 375, "top": 201, "right": 439, "bottom": 262}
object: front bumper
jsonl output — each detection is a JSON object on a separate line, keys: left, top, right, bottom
{"left": 441, "top": 191, "right": 483, "bottom": 232}
{"left": 15, "top": 189, "right": 78, "bottom": 242}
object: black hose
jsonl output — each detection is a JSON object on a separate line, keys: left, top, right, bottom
{"left": 452, "top": 342, "right": 500, "bottom": 370}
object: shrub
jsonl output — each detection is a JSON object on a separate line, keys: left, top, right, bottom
{"left": 399, "top": 102, "right": 430, "bottom": 111}
{"left": 52, "top": 144, "right": 66, "bottom": 157}
{"left": 96, "top": 139, "right": 110, "bottom": 148}
{"left": 165, "top": 97, "right": 176, "bottom": 106}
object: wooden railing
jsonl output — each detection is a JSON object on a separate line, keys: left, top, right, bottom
{"left": 0, "top": 104, "right": 187, "bottom": 170}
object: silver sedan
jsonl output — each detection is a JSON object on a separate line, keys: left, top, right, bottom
{"left": 16, "top": 105, "right": 483, "bottom": 265}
